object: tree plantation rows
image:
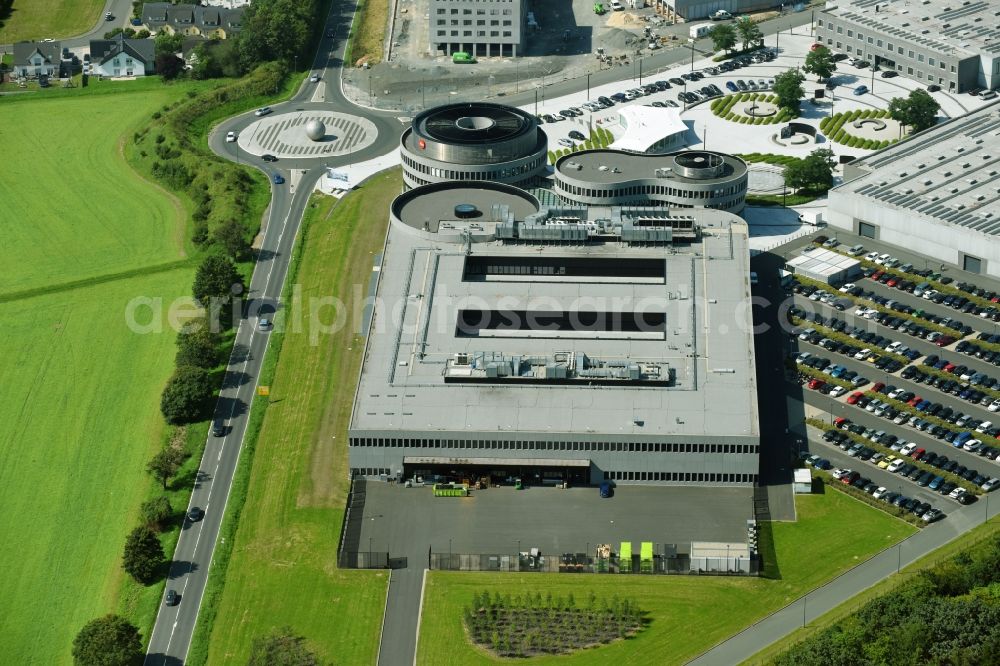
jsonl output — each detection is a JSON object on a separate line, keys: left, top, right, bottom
{"left": 464, "top": 591, "right": 644, "bottom": 657}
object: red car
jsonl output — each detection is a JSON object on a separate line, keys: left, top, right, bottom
{"left": 834, "top": 417, "right": 850, "bottom": 428}
{"left": 872, "top": 382, "right": 886, "bottom": 393}
{"left": 871, "top": 270, "right": 885, "bottom": 280}
{"left": 935, "top": 335, "right": 956, "bottom": 347}
{"left": 886, "top": 277, "right": 899, "bottom": 287}
{"left": 907, "top": 395, "right": 922, "bottom": 406}
{"left": 943, "top": 362, "right": 956, "bottom": 372}
{"left": 910, "top": 447, "right": 925, "bottom": 459}
{"left": 808, "top": 378, "right": 826, "bottom": 390}
{"left": 847, "top": 391, "right": 864, "bottom": 404}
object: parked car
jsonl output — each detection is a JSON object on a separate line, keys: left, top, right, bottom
{"left": 853, "top": 85, "right": 869, "bottom": 95}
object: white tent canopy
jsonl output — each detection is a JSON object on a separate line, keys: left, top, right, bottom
{"left": 609, "top": 105, "right": 688, "bottom": 154}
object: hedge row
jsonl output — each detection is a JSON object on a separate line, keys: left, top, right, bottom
{"left": 711, "top": 92, "right": 794, "bottom": 124}
{"left": 819, "top": 109, "right": 899, "bottom": 150}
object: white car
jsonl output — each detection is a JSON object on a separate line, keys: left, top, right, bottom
{"left": 900, "top": 442, "right": 917, "bottom": 456}
{"left": 872, "top": 486, "right": 889, "bottom": 499}
{"left": 982, "top": 478, "right": 999, "bottom": 492}
{"left": 864, "top": 251, "right": 880, "bottom": 262}
{"left": 226, "top": 131, "right": 237, "bottom": 142}
{"left": 922, "top": 289, "right": 938, "bottom": 299}
{"left": 610, "top": 0, "right": 624, "bottom": 9}
{"left": 976, "top": 420, "right": 993, "bottom": 433}
{"left": 874, "top": 253, "right": 891, "bottom": 265}
{"left": 887, "top": 459, "right": 905, "bottom": 473}
{"left": 830, "top": 386, "right": 847, "bottom": 397}
{"left": 839, "top": 283, "right": 856, "bottom": 293}
{"left": 988, "top": 399, "right": 1000, "bottom": 412}
{"left": 310, "top": 73, "right": 321, "bottom": 82}
{"left": 964, "top": 440, "right": 982, "bottom": 453}
{"left": 886, "top": 341, "right": 903, "bottom": 353}
{"left": 854, "top": 348, "right": 872, "bottom": 360}
{"left": 254, "top": 106, "right": 272, "bottom": 116}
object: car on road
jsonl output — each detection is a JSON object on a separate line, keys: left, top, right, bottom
{"left": 310, "top": 73, "right": 321, "bottom": 82}
{"left": 599, "top": 481, "right": 613, "bottom": 498}
{"left": 259, "top": 317, "right": 273, "bottom": 331}
{"left": 211, "top": 419, "right": 226, "bottom": 437}
{"left": 165, "top": 589, "right": 180, "bottom": 606}
{"left": 262, "top": 154, "right": 278, "bottom": 162}
{"left": 272, "top": 173, "right": 285, "bottom": 185}
{"left": 853, "top": 85, "right": 869, "bottom": 95}
{"left": 188, "top": 507, "right": 205, "bottom": 522}
{"left": 105, "top": 12, "right": 114, "bottom": 21}
{"left": 226, "top": 131, "right": 237, "bottom": 142}
{"left": 254, "top": 106, "right": 272, "bottom": 116}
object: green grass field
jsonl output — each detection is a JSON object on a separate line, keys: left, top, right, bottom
{"left": 0, "top": 86, "right": 193, "bottom": 295}
{"left": 0, "top": 270, "right": 189, "bottom": 663}
{"left": 198, "top": 172, "right": 401, "bottom": 664}
{"left": 0, "top": 0, "right": 105, "bottom": 43}
{"left": 0, "top": 82, "right": 200, "bottom": 663}
{"left": 416, "top": 491, "right": 915, "bottom": 665}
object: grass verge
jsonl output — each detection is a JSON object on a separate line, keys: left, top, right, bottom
{"left": 416, "top": 491, "right": 914, "bottom": 664}
{"left": 0, "top": 0, "right": 104, "bottom": 43}
{"left": 191, "top": 170, "right": 402, "bottom": 665}
{"left": 346, "top": 0, "right": 389, "bottom": 67}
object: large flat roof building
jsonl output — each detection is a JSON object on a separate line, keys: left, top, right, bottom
{"left": 348, "top": 180, "right": 760, "bottom": 487}
{"left": 825, "top": 101, "right": 1000, "bottom": 277}
{"left": 816, "top": 0, "right": 1000, "bottom": 93}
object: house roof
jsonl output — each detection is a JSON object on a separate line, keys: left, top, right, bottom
{"left": 13, "top": 41, "right": 61, "bottom": 66}
{"left": 89, "top": 36, "right": 156, "bottom": 66}
{"left": 141, "top": 3, "right": 244, "bottom": 33}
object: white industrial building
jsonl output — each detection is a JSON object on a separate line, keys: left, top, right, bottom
{"left": 825, "top": 102, "right": 1000, "bottom": 278}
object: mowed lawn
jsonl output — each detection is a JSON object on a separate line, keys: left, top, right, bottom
{"left": 0, "top": 269, "right": 190, "bottom": 663}
{"left": 0, "top": 87, "right": 188, "bottom": 294}
{"left": 0, "top": 0, "right": 105, "bottom": 43}
{"left": 417, "top": 491, "right": 915, "bottom": 665}
{"left": 201, "top": 172, "right": 402, "bottom": 664}
{"left": 0, "top": 83, "right": 198, "bottom": 663}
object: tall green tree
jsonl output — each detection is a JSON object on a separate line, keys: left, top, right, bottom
{"left": 122, "top": 526, "right": 164, "bottom": 584}
{"left": 146, "top": 447, "right": 187, "bottom": 489}
{"left": 803, "top": 45, "right": 835, "bottom": 79}
{"left": 72, "top": 615, "right": 142, "bottom": 666}
{"left": 237, "top": 0, "right": 317, "bottom": 72}
{"left": 213, "top": 219, "right": 250, "bottom": 259}
{"left": 735, "top": 17, "right": 763, "bottom": 52}
{"left": 192, "top": 254, "right": 244, "bottom": 307}
{"left": 175, "top": 320, "right": 221, "bottom": 369}
{"left": 773, "top": 68, "right": 805, "bottom": 113}
{"left": 709, "top": 23, "right": 737, "bottom": 54}
{"left": 248, "top": 627, "right": 320, "bottom": 666}
{"left": 784, "top": 149, "right": 835, "bottom": 192}
{"left": 140, "top": 496, "right": 173, "bottom": 531}
{"left": 160, "top": 366, "right": 214, "bottom": 424}
{"left": 888, "top": 88, "right": 940, "bottom": 134}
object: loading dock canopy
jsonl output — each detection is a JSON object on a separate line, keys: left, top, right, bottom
{"left": 403, "top": 456, "right": 590, "bottom": 467}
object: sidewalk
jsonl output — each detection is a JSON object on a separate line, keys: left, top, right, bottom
{"left": 687, "top": 498, "right": 996, "bottom": 665}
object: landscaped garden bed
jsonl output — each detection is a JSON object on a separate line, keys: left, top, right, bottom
{"left": 819, "top": 109, "right": 900, "bottom": 149}
{"left": 711, "top": 93, "right": 796, "bottom": 125}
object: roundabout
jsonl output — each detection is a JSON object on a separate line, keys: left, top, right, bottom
{"left": 236, "top": 110, "right": 378, "bottom": 159}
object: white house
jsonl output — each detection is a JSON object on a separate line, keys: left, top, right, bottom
{"left": 13, "top": 42, "right": 61, "bottom": 78}
{"left": 89, "top": 36, "right": 156, "bottom": 77}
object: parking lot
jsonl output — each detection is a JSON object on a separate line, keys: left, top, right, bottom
{"left": 775, "top": 234, "right": 1000, "bottom": 520}
{"left": 354, "top": 483, "right": 753, "bottom": 563}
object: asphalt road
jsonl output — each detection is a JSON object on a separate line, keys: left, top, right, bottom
{"left": 144, "top": 1, "right": 385, "bottom": 662}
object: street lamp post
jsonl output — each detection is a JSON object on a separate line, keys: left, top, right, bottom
{"left": 587, "top": 72, "right": 591, "bottom": 102}
{"left": 689, "top": 38, "right": 695, "bottom": 71}
{"left": 871, "top": 64, "right": 878, "bottom": 94}
{"left": 534, "top": 88, "right": 538, "bottom": 116}
{"left": 639, "top": 58, "right": 644, "bottom": 86}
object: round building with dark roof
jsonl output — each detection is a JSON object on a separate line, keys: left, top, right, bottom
{"left": 400, "top": 102, "right": 548, "bottom": 190}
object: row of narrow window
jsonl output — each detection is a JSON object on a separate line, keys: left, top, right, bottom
{"left": 605, "top": 471, "right": 757, "bottom": 483}
{"left": 349, "top": 438, "right": 759, "bottom": 454}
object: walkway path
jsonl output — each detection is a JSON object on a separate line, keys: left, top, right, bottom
{"left": 688, "top": 493, "right": 997, "bottom": 665}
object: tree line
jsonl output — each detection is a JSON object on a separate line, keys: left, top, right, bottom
{"left": 771, "top": 534, "right": 1000, "bottom": 665}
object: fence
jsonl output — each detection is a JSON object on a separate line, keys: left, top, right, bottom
{"left": 336, "top": 475, "right": 367, "bottom": 569}
{"left": 428, "top": 550, "right": 758, "bottom": 575}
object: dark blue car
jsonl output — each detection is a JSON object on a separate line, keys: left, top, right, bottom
{"left": 599, "top": 482, "right": 613, "bottom": 498}
{"left": 725, "top": 80, "right": 738, "bottom": 92}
